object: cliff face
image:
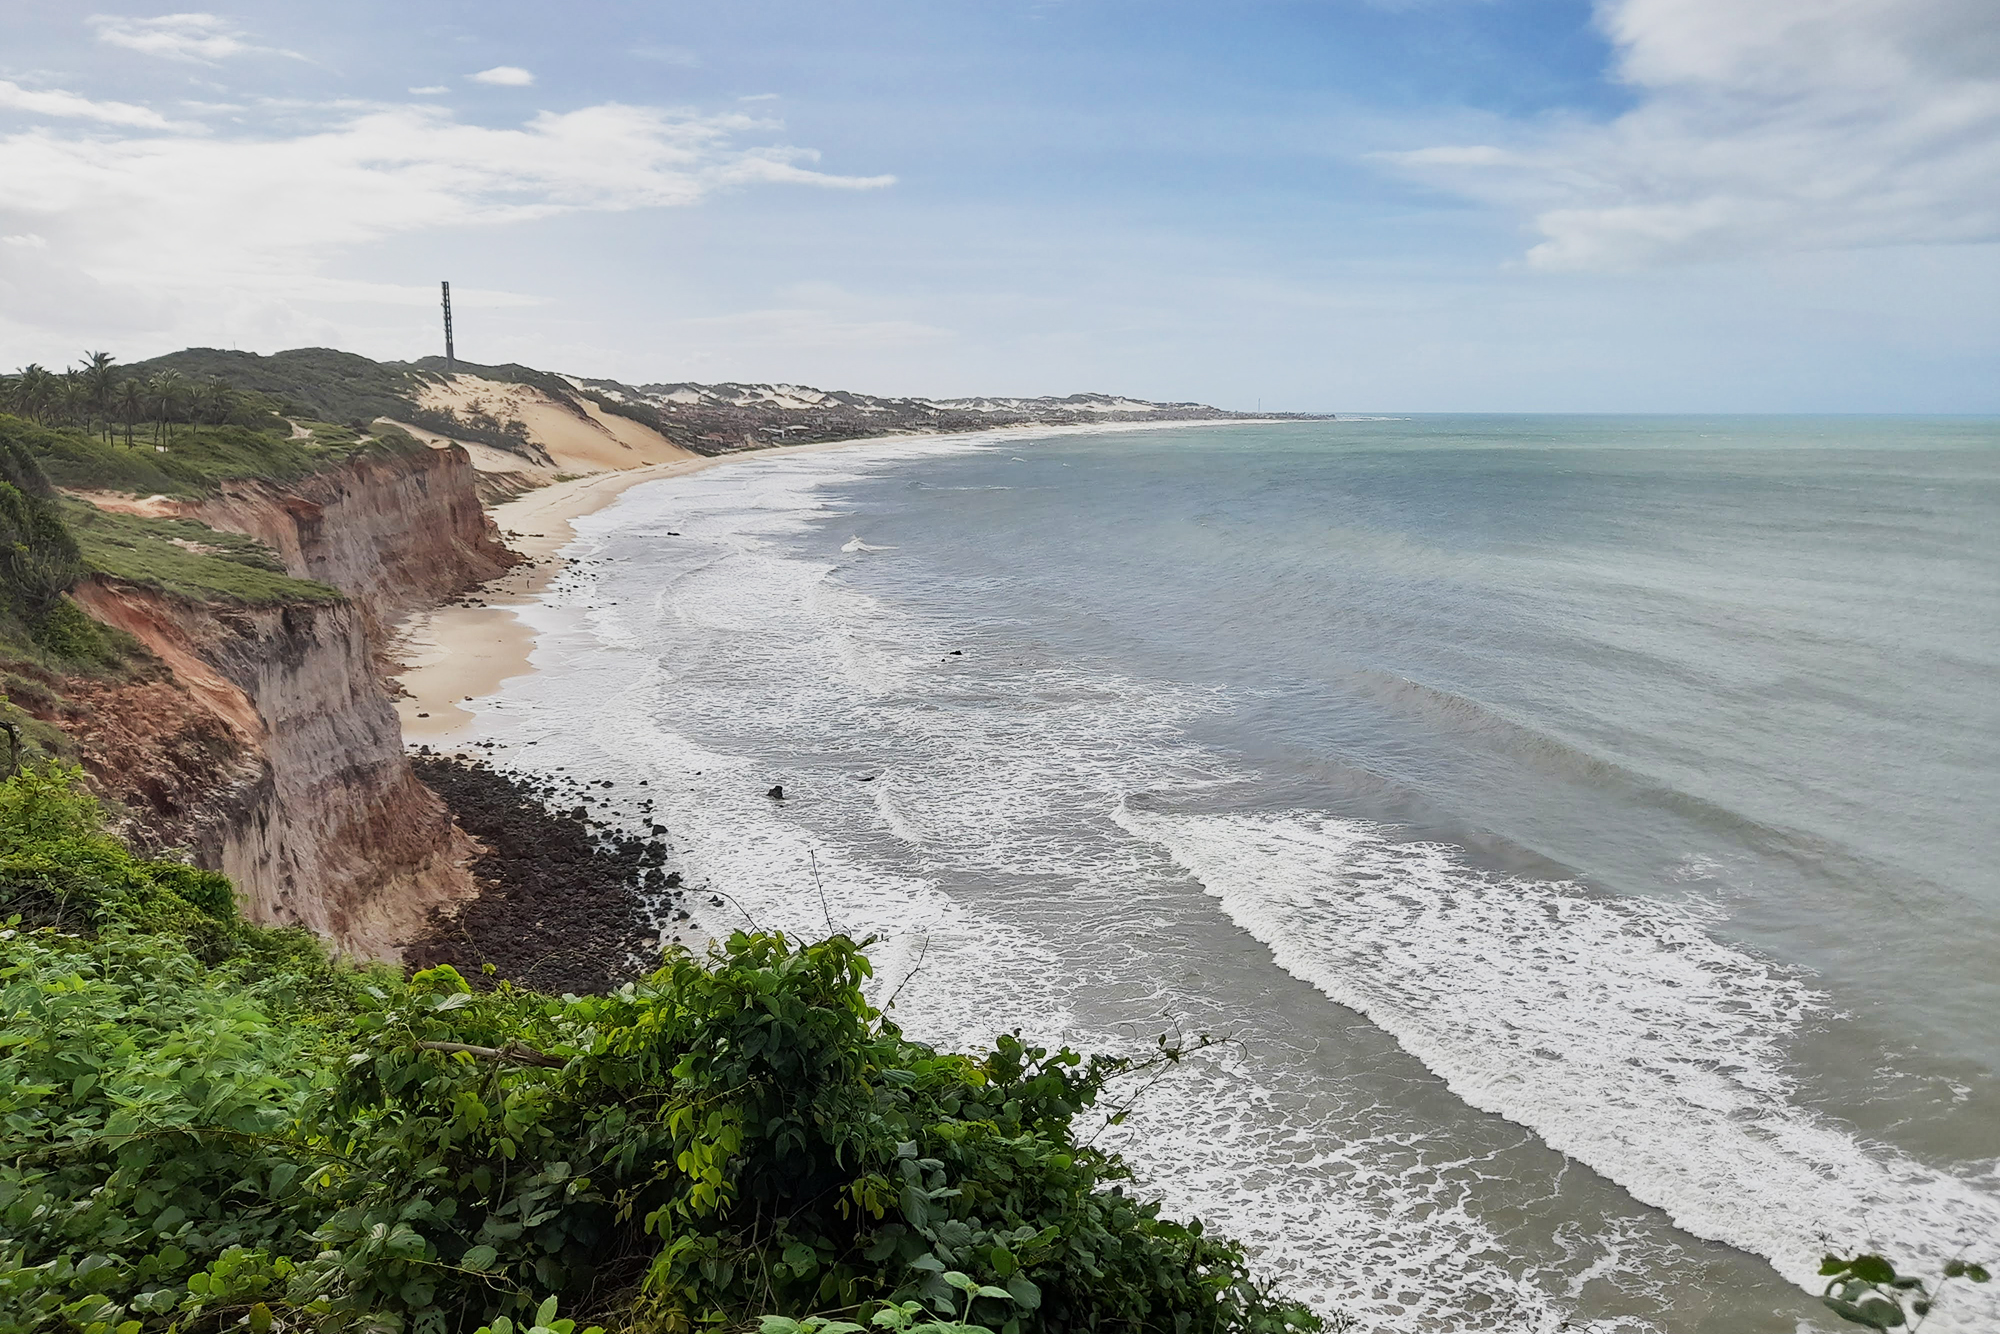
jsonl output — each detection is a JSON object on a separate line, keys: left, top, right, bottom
{"left": 48, "top": 440, "right": 510, "bottom": 958}
{"left": 183, "top": 439, "right": 517, "bottom": 627}
{"left": 73, "top": 579, "right": 475, "bottom": 957}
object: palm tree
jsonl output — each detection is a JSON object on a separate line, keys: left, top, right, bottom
{"left": 115, "top": 378, "right": 146, "bottom": 447}
{"left": 193, "top": 378, "right": 236, "bottom": 426}
{"left": 11, "top": 364, "right": 54, "bottom": 423}
{"left": 80, "top": 351, "right": 116, "bottom": 439}
{"left": 148, "top": 370, "right": 184, "bottom": 444}
{"left": 57, "top": 371, "right": 88, "bottom": 429}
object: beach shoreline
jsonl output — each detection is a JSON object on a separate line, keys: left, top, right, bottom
{"left": 391, "top": 418, "right": 1263, "bottom": 740}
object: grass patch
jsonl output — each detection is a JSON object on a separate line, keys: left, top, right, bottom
{"left": 4, "top": 413, "right": 426, "bottom": 500}
{"left": 63, "top": 502, "right": 343, "bottom": 606}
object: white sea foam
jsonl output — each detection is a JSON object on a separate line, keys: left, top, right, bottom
{"left": 841, "top": 536, "right": 898, "bottom": 553}
{"left": 1111, "top": 806, "right": 2000, "bottom": 1331}
{"left": 461, "top": 433, "right": 2000, "bottom": 1333}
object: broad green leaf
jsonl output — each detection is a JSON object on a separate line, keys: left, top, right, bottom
{"left": 1849, "top": 1256, "right": 1898, "bottom": 1285}
{"left": 1004, "top": 1276, "right": 1041, "bottom": 1311}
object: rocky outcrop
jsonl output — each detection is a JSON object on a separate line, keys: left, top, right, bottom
{"left": 74, "top": 578, "right": 475, "bottom": 958}
{"left": 183, "top": 439, "right": 517, "bottom": 628}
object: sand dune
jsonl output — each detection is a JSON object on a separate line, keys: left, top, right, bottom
{"left": 411, "top": 374, "right": 696, "bottom": 477}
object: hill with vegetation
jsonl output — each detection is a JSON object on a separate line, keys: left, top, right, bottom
{"left": 16, "top": 347, "right": 1281, "bottom": 461}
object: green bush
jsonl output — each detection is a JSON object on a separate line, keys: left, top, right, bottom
{"left": 0, "top": 766, "right": 1322, "bottom": 1334}
{"left": 124, "top": 349, "right": 428, "bottom": 426}
{"left": 0, "top": 475, "right": 83, "bottom": 626}
{"left": 28, "top": 598, "right": 113, "bottom": 666}
{"left": 0, "top": 761, "right": 237, "bottom": 936}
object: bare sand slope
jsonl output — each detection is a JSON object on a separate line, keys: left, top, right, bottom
{"left": 412, "top": 373, "right": 697, "bottom": 476}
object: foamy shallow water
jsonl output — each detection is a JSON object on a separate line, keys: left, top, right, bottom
{"left": 446, "top": 419, "right": 2000, "bottom": 1333}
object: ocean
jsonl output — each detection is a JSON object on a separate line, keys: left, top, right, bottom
{"left": 460, "top": 416, "right": 2000, "bottom": 1332}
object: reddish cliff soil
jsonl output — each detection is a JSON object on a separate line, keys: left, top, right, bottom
{"left": 184, "top": 439, "right": 519, "bottom": 628}
{"left": 73, "top": 576, "right": 478, "bottom": 959}
{"left": 48, "top": 438, "right": 518, "bottom": 958}
{"left": 3, "top": 657, "right": 259, "bottom": 861}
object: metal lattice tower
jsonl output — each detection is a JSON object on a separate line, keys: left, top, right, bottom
{"left": 441, "top": 281, "right": 455, "bottom": 372}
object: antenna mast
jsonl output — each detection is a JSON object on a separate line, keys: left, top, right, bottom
{"left": 440, "top": 280, "right": 455, "bottom": 373}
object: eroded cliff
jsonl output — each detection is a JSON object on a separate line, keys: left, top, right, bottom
{"left": 73, "top": 578, "right": 475, "bottom": 957}
{"left": 44, "top": 437, "right": 513, "bottom": 958}
{"left": 112, "top": 435, "right": 519, "bottom": 629}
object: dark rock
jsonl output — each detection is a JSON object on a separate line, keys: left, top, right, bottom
{"left": 407, "top": 754, "right": 672, "bottom": 994}
{"left": 766, "top": 784, "right": 785, "bottom": 800}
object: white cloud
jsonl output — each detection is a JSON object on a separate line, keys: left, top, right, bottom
{"left": 409, "top": 86, "right": 449, "bottom": 96}
{"left": 88, "top": 12, "right": 297, "bottom": 64}
{"left": 469, "top": 66, "right": 535, "bottom": 87}
{"left": 1389, "top": 0, "right": 2000, "bottom": 269}
{"left": 0, "top": 96, "right": 895, "bottom": 360}
{"left": 0, "top": 79, "right": 174, "bottom": 128}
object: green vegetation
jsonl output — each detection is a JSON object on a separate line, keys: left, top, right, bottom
{"left": 4, "top": 354, "right": 290, "bottom": 450}
{"left": 121, "top": 350, "right": 428, "bottom": 429}
{"left": 0, "top": 436, "right": 85, "bottom": 624}
{"left": 0, "top": 432, "right": 130, "bottom": 678}
{"left": 118, "top": 349, "right": 548, "bottom": 460}
{"left": 0, "top": 412, "right": 425, "bottom": 503}
{"left": 62, "top": 505, "right": 341, "bottom": 608}
{"left": 10, "top": 346, "right": 652, "bottom": 465}
{"left": 1818, "top": 1253, "right": 1991, "bottom": 1331}
{"left": 0, "top": 765, "right": 1322, "bottom": 1334}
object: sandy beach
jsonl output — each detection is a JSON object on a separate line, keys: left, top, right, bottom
{"left": 390, "top": 418, "right": 1279, "bottom": 741}
{"left": 392, "top": 434, "right": 932, "bottom": 739}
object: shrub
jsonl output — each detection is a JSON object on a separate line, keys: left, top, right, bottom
{"left": 0, "top": 478, "right": 83, "bottom": 624}
{"left": 28, "top": 597, "right": 112, "bottom": 665}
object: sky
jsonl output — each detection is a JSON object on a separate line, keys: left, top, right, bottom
{"left": 1, "top": 0, "right": 1996, "bottom": 411}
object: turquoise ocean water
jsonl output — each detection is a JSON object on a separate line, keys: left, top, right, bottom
{"left": 470, "top": 416, "right": 2000, "bottom": 1332}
